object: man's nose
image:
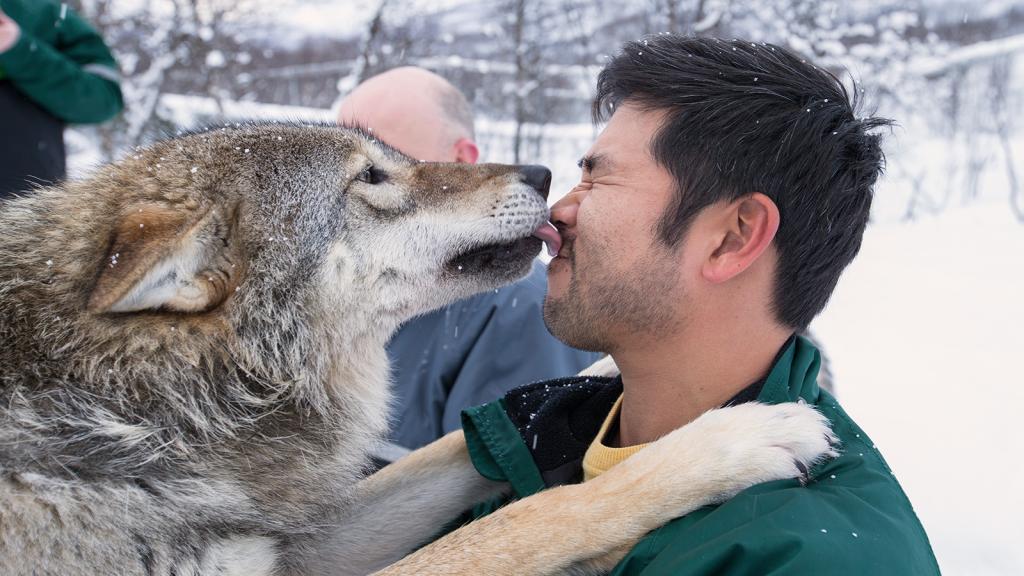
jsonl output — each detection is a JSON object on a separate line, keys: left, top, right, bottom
{"left": 518, "top": 165, "right": 551, "bottom": 200}
{"left": 549, "top": 192, "right": 580, "bottom": 231}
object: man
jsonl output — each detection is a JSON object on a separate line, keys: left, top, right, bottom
{"left": 0, "top": 0, "right": 123, "bottom": 198}
{"left": 337, "top": 66, "right": 601, "bottom": 458}
{"left": 452, "top": 37, "right": 939, "bottom": 573}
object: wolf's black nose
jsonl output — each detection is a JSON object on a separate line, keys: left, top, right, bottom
{"left": 519, "top": 165, "right": 551, "bottom": 200}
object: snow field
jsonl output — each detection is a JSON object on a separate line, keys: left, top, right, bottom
{"left": 813, "top": 202, "right": 1024, "bottom": 575}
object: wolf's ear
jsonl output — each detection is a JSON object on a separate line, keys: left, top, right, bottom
{"left": 88, "top": 205, "right": 241, "bottom": 314}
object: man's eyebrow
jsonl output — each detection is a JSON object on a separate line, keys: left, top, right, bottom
{"left": 577, "top": 153, "right": 606, "bottom": 173}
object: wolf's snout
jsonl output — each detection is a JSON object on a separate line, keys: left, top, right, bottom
{"left": 518, "top": 165, "right": 552, "bottom": 200}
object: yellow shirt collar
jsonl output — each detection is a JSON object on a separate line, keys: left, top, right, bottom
{"left": 582, "top": 394, "right": 650, "bottom": 482}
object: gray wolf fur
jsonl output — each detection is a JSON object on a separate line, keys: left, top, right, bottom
{"left": 0, "top": 124, "right": 835, "bottom": 575}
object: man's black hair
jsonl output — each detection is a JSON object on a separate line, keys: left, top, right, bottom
{"left": 594, "top": 36, "right": 892, "bottom": 329}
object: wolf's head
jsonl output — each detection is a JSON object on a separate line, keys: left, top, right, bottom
{"left": 0, "top": 124, "right": 552, "bottom": 474}
{"left": 82, "top": 124, "right": 551, "bottom": 322}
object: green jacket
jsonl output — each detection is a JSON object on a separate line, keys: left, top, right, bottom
{"left": 459, "top": 336, "right": 941, "bottom": 574}
{"left": 0, "top": 0, "right": 122, "bottom": 123}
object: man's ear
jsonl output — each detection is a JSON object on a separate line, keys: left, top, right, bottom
{"left": 452, "top": 138, "right": 479, "bottom": 165}
{"left": 702, "top": 193, "right": 780, "bottom": 284}
{"left": 87, "top": 204, "right": 242, "bottom": 314}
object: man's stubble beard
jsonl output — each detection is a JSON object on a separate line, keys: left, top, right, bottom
{"left": 543, "top": 236, "right": 684, "bottom": 354}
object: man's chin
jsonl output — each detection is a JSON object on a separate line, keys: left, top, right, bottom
{"left": 543, "top": 295, "right": 600, "bottom": 353}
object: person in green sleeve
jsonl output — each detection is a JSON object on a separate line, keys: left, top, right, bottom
{"left": 450, "top": 36, "right": 940, "bottom": 574}
{"left": 0, "top": 0, "right": 122, "bottom": 199}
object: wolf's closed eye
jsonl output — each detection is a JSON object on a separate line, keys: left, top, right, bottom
{"left": 356, "top": 165, "right": 387, "bottom": 185}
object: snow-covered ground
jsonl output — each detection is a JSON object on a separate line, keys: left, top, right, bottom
{"left": 813, "top": 201, "right": 1024, "bottom": 575}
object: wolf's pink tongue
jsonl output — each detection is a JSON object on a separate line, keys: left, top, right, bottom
{"left": 532, "top": 222, "right": 562, "bottom": 257}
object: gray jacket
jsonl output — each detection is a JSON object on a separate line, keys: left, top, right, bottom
{"left": 385, "top": 260, "right": 602, "bottom": 452}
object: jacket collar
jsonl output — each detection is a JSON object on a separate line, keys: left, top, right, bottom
{"left": 461, "top": 335, "right": 822, "bottom": 496}
{"left": 758, "top": 334, "right": 822, "bottom": 405}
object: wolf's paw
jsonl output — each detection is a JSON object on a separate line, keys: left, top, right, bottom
{"left": 610, "top": 402, "right": 837, "bottom": 519}
{"left": 690, "top": 402, "right": 838, "bottom": 496}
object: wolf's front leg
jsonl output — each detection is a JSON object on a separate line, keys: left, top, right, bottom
{"left": 374, "top": 401, "right": 836, "bottom": 576}
{"left": 302, "top": 430, "right": 509, "bottom": 576}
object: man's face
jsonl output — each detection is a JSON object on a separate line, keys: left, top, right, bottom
{"left": 543, "top": 104, "right": 690, "bottom": 353}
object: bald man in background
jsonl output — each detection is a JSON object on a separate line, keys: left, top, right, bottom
{"left": 338, "top": 66, "right": 478, "bottom": 164}
{"left": 338, "top": 67, "right": 601, "bottom": 463}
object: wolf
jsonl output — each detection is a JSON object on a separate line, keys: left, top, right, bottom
{"left": 0, "top": 123, "right": 835, "bottom": 575}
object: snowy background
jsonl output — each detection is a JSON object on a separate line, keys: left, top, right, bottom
{"left": 63, "top": 0, "right": 1024, "bottom": 573}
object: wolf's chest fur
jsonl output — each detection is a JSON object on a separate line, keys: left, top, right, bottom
{"left": 0, "top": 379, "right": 377, "bottom": 575}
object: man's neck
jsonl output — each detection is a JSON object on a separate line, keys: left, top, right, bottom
{"left": 611, "top": 326, "right": 792, "bottom": 447}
